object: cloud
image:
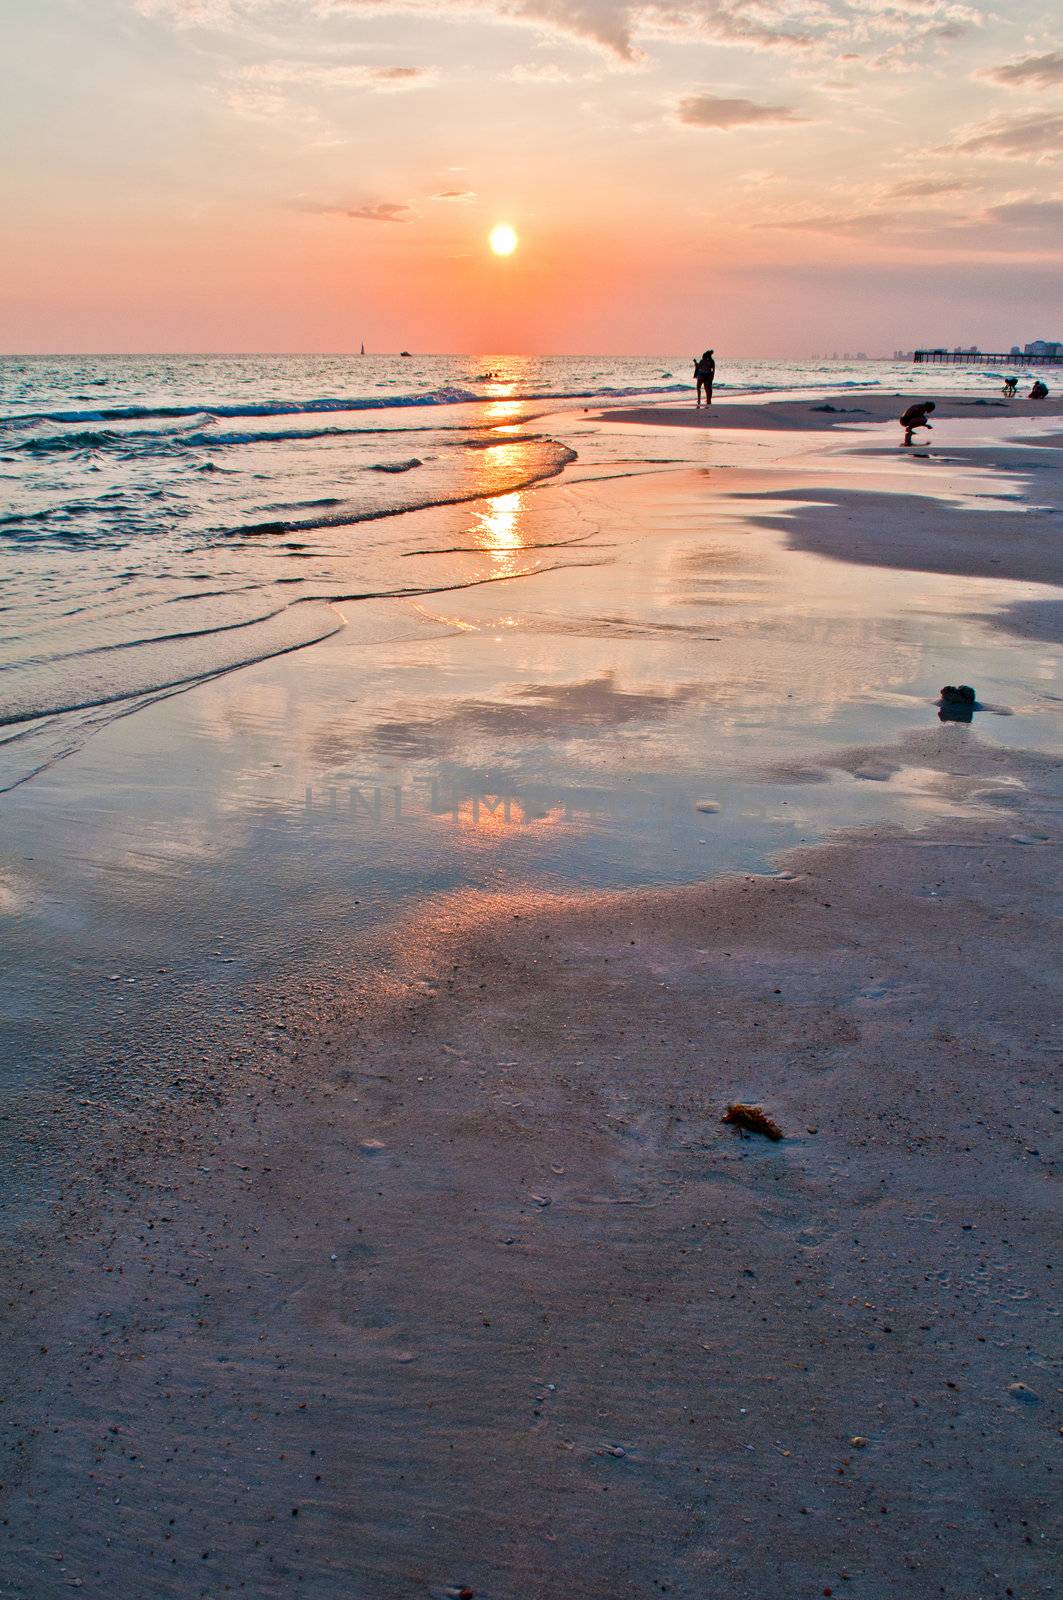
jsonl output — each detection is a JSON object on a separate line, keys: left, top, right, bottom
{"left": 946, "top": 111, "right": 1063, "bottom": 162}
{"left": 222, "top": 57, "right": 434, "bottom": 126}
{"left": 133, "top": 0, "right": 986, "bottom": 68}
{"left": 980, "top": 50, "right": 1063, "bottom": 91}
{"left": 134, "top": 0, "right": 234, "bottom": 20}
{"left": 677, "top": 92, "right": 807, "bottom": 129}
{"left": 508, "top": 60, "right": 598, "bottom": 82}
{"left": 223, "top": 83, "right": 297, "bottom": 120}
{"left": 292, "top": 198, "right": 411, "bottom": 221}
{"left": 432, "top": 188, "right": 477, "bottom": 200}
{"left": 986, "top": 198, "right": 1063, "bottom": 230}
{"left": 761, "top": 208, "right": 921, "bottom": 236}
{"left": 886, "top": 176, "right": 968, "bottom": 198}
{"left": 344, "top": 201, "right": 411, "bottom": 221}
{"left": 238, "top": 60, "right": 435, "bottom": 90}
{"left": 759, "top": 190, "right": 1063, "bottom": 253}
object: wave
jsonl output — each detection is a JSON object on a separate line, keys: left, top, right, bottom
{"left": 0, "top": 557, "right": 602, "bottom": 741}
{"left": 2, "top": 378, "right": 899, "bottom": 452}
{"left": 6, "top": 420, "right": 446, "bottom": 456}
{"left": 2, "top": 604, "right": 298, "bottom": 672}
{"left": 223, "top": 443, "right": 578, "bottom": 538}
{"left": 0, "top": 382, "right": 692, "bottom": 430}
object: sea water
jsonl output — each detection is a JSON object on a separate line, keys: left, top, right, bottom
{"left": 0, "top": 352, "right": 1022, "bottom": 791}
{"left": 1, "top": 350, "right": 1060, "bottom": 1159}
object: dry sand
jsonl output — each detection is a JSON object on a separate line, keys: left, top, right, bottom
{"left": 2, "top": 401, "right": 1061, "bottom": 1600}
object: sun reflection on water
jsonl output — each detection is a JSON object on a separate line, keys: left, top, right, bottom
{"left": 474, "top": 491, "right": 525, "bottom": 574}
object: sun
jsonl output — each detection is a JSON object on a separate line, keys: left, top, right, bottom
{"left": 489, "top": 223, "right": 519, "bottom": 257}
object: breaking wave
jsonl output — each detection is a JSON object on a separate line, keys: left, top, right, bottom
{"left": 0, "top": 381, "right": 691, "bottom": 431}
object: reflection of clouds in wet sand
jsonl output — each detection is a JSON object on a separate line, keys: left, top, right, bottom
{"left": 364, "top": 671, "right": 707, "bottom": 759}
{"left": 747, "top": 727, "right": 1058, "bottom": 822}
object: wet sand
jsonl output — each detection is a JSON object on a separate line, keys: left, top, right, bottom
{"left": 606, "top": 392, "right": 1063, "bottom": 590}
{"left": 2, "top": 398, "right": 1061, "bottom": 1599}
{"left": 609, "top": 392, "right": 1063, "bottom": 434}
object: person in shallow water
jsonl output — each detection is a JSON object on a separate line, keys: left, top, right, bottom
{"left": 899, "top": 399, "right": 935, "bottom": 445}
{"left": 693, "top": 350, "right": 715, "bottom": 408}
{"left": 1002, "top": 376, "right": 1019, "bottom": 397}
{"left": 1029, "top": 379, "right": 1049, "bottom": 400}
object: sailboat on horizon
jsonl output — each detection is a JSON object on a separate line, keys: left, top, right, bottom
{"left": 359, "top": 340, "right": 366, "bottom": 356}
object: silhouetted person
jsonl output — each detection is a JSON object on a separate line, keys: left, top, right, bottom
{"left": 1002, "top": 376, "right": 1018, "bottom": 397}
{"left": 899, "top": 399, "right": 935, "bottom": 445}
{"left": 1029, "top": 379, "right": 1049, "bottom": 399}
{"left": 693, "top": 349, "right": 715, "bottom": 408}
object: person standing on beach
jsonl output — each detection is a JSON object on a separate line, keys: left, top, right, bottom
{"left": 693, "top": 350, "right": 715, "bottom": 408}
{"left": 899, "top": 399, "right": 935, "bottom": 445}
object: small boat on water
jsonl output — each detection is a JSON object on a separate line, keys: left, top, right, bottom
{"left": 400, "top": 350, "right": 411, "bottom": 358}
{"left": 359, "top": 341, "right": 366, "bottom": 355}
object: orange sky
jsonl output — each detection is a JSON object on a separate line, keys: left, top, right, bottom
{"left": 2, "top": 1, "right": 1061, "bottom": 352}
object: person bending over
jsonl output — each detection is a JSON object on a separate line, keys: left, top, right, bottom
{"left": 1002, "top": 376, "right": 1018, "bottom": 397}
{"left": 1029, "top": 379, "right": 1049, "bottom": 400}
{"left": 899, "top": 399, "right": 936, "bottom": 445}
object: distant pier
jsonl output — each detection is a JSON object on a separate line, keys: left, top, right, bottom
{"left": 914, "top": 349, "right": 1061, "bottom": 366}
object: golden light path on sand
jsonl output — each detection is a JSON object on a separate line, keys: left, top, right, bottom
{"left": 474, "top": 491, "right": 525, "bottom": 575}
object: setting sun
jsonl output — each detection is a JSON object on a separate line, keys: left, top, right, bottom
{"left": 488, "top": 223, "right": 519, "bottom": 257}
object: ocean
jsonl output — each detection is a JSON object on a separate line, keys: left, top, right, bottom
{"left": 0, "top": 352, "right": 1019, "bottom": 792}
{"left": 2, "top": 345, "right": 1059, "bottom": 1182}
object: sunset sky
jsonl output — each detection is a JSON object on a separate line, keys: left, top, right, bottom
{"left": 3, "top": 0, "right": 1061, "bottom": 353}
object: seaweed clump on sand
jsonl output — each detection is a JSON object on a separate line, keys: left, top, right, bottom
{"left": 721, "top": 1103, "right": 784, "bottom": 1140}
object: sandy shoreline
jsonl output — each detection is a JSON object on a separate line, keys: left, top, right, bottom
{"left": 606, "top": 392, "right": 1063, "bottom": 434}
{"left": 2, "top": 396, "right": 1060, "bottom": 1598}
{"left": 600, "top": 391, "right": 1063, "bottom": 593}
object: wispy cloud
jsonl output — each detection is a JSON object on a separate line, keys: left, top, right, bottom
{"left": 508, "top": 60, "right": 599, "bottom": 83}
{"left": 979, "top": 50, "right": 1063, "bottom": 90}
{"left": 759, "top": 189, "right": 1063, "bottom": 251}
{"left": 886, "top": 175, "right": 968, "bottom": 198}
{"left": 221, "top": 57, "right": 434, "bottom": 127}
{"left": 760, "top": 208, "right": 929, "bottom": 237}
{"left": 291, "top": 198, "right": 411, "bottom": 221}
{"left": 986, "top": 197, "right": 1063, "bottom": 228}
{"left": 677, "top": 92, "right": 808, "bottom": 129}
{"left": 432, "top": 188, "right": 477, "bottom": 200}
{"left": 134, "top": 0, "right": 238, "bottom": 21}
{"left": 133, "top": 0, "right": 988, "bottom": 68}
{"left": 238, "top": 60, "right": 435, "bottom": 91}
{"left": 946, "top": 110, "right": 1063, "bottom": 162}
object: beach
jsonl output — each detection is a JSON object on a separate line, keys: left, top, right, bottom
{"left": 1, "top": 371, "right": 1061, "bottom": 1598}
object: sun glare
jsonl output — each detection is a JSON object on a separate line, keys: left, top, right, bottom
{"left": 489, "top": 223, "right": 519, "bottom": 257}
